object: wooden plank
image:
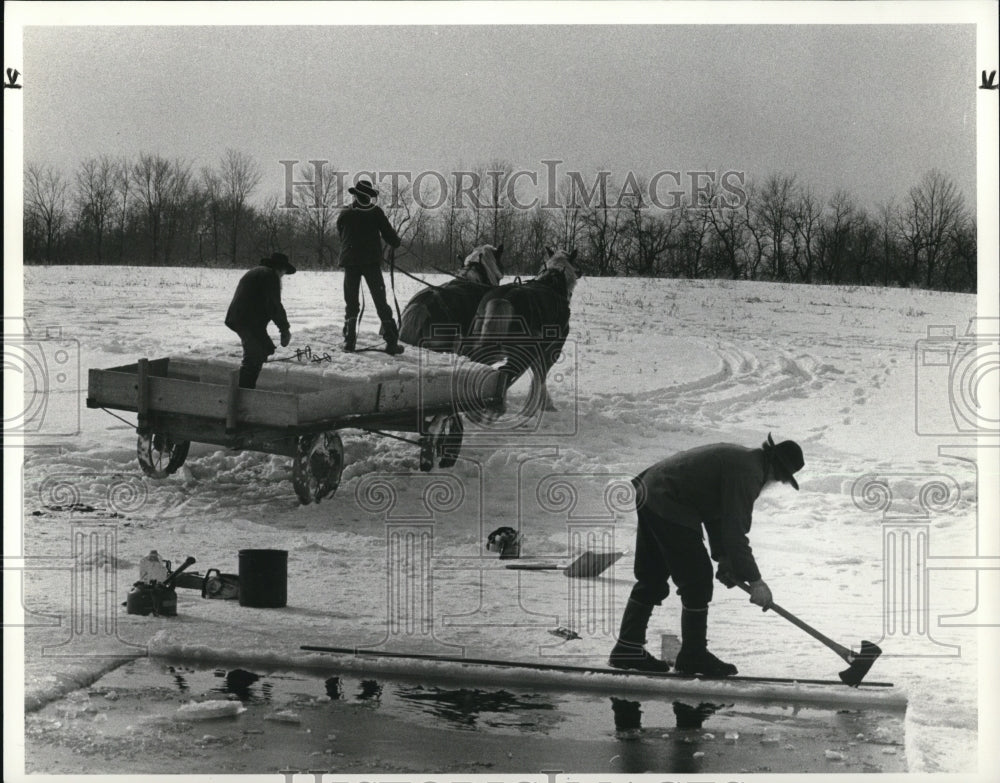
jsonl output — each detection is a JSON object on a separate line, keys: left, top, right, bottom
{"left": 88, "top": 369, "right": 300, "bottom": 426}
{"left": 145, "top": 412, "right": 300, "bottom": 457}
{"left": 225, "top": 368, "right": 240, "bottom": 433}
{"left": 136, "top": 358, "right": 150, "bottom": 433}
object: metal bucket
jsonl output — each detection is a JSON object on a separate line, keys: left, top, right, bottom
{"left": 238, "top": 549, "right": 287, "bottom": 608}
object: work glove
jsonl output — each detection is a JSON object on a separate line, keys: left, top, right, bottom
{"left": 748, "top": 579, "right": 773, "bottom": 611}
{"left": 280, "top": 329, "right": 291, "bottom": 348}
{"left": 715, "top": 560, "right": 737, "bottom": 589}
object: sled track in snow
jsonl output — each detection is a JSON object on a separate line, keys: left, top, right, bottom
{"left": 581, "top": 341, "right": 821, "bottom": 430}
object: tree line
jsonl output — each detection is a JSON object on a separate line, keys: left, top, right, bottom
{"left": 24, "top": 152, "right": 976, "bottom": 292}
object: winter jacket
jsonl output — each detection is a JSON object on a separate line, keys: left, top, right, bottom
{"left": 335, "top": 203, "right": 401, "bottom": 268}
{"left": 225, "top": 264, "right": 290, "bottom": 334}
{"left": 634, "top": 443, "right": 767, "bottom": 582}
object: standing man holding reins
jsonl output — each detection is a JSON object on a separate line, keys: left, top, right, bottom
{"left": 336, "top": 178, "right": 404, "bottom": 355}
{"left": 609, "top": 433, "right": 805, "bottom": 676}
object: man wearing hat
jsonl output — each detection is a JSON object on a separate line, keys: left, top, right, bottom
{"left": 336, "top": 179, "right": 404, "bottom": 354}
{"left": 225, "top": 252, "right": 296, "bottom": 389}
{"left": 609, "top": 434, "right": 805, "bottom": 676}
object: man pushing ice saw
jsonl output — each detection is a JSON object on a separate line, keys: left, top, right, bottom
{"left": 609, "top": 433, "right": 805, "bottom": 676}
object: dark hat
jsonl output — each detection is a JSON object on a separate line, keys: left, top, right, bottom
{"left": 762, "top": 433, "right": 804, "bottom": 490}
{"left": 261, "top": 252, "right": 296, "bottom": 274}
{"left": 348, "top": 179, "right": 379, "bottom": 199}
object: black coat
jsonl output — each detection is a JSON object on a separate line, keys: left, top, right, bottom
{"left": 633, "top": 443, "right": 768, "bottom": 582}
{"left": 225, "top": 265, "right": 290, "bottom": 334}
{"left": 336, "top": 203, "right": 401, "bottom": 268}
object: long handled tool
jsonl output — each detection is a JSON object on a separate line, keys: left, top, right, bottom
{"left": 503, "top": 550, "right": 623, "bottom": 578}
{"left": 735, "top": 581, "right": 882, "bottom": 686}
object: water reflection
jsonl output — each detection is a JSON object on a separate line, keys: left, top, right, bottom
{"left": 395, "top": 685, "right": 557, "bottom": 731}
{"left": 607, "top": 698, "right": 733, "bottom": 774}
{"left": 673, "top": 701, "right": 728, "bottom": 729}
{"left": 358, "top": 680, "right": 383, "bottom": 701}
{"left": 208, "top": 668, "right": 272, "bottom": 703}
{"left": 324, "top": 676, "right": 344, "bottom": 700}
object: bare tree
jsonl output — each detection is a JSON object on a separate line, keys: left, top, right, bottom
{"left": 74, "top": 155, "right": 117, "bottom": 263}
{"left": 946, "top": 213, "right": 976, "bottom": 292}
{"left": 705, "top": 178, "right": 748, "bottom": 279}
{"left": 788, "top": 187, "right": 822, "bottom": 283}
{"left": 900, "top": 169, "right": 968, "bottom": 289}
{"left": 161, "top": 159, "right": 196, "bottom": 264}
{"left": 756, "top": 173, "right": 797, "bottom": 280}
{"left": 816, "top": 189, "right": 855, "bottom": 283}
{"left": 131, "top": 153, "right": 173, "bottom": 264}
{"left": 485, "top": 159, "right": 515, "bottom": 248}
{"left": 619, "top": 180, "right": 681, "bottom": 276}
{"left": 25, "top": 162, "right": 69, "bottom": 263}
{"left": 581, "top": 174, "right": 626, "bottom": 276}
{"left": 219, "top": 149, "right": 261, "bottom": 264}
{"left": 201, "top": 166, "right": 224, "bottom": 264}
{"left": 293, "top": 161, "right": 343, "bottom": 267}
{"left": 112, "top": 158, "right": 132, "bottom": 263}
{"left": 741, "top": 182, "right": 766, "bottom": 280}
{"left": 676, "top": 205, "right": 712, "bottom": 278}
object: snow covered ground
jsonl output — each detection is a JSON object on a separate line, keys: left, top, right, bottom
{"left": 10, "top": 264, "right": 996, "bottom": 775}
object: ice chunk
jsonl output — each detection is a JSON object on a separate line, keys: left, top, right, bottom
{"left": 176, "top": 700, "right": 246, "bottom": 720}
{"left": 825, "top": 750, "right": 845, "bottom": 761}
{"left": 265, "top": 710, "right": 301, "bottom": 724}
{"left": 725, "top": 731, "right": 740, "bottom": 742}
{"left": 693, "top": 751, "right": 705, "bottom": 759}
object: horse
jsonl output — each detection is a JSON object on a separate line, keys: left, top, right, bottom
{"left": 465, "top": 247, "right": 581, "bottom": 413}
{"left": 398, "top": 243, "right": 504, "bottom": 354}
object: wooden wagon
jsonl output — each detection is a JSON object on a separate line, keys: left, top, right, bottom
{"left": 86, "top": 350, "right": 505, "bottom": 504}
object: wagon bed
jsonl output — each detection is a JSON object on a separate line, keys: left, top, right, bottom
{"left": 87, "top": 350, "right": 505, "bottom": 504}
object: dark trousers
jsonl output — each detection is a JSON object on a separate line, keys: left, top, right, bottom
{"left": 235, "top": 327, "right": 275, "bottom": 389}
{"left": 630, "top": 489, "right": 714, "bottom": 611}
{"left": 343, "top": 264, "right": 394, "bottom": 324}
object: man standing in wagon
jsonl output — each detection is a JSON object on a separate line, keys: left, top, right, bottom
{"left": 336, "top": 178, "right": 404, "bottom": 355}
{"left": 225, "top": 251, "right": 296, "bottom": 389}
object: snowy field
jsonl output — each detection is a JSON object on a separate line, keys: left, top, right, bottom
{"left": 12, "top": 264, "right": 992, "bottom": 774}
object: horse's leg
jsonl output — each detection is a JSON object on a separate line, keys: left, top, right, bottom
{"left": 474, "top": 299, "right": 516, "bottom": 414}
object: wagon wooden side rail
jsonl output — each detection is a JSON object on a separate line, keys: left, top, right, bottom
{"left": 87, "top": 356, "right": 505, "bottom": 504}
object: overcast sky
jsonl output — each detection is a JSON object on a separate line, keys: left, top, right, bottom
{"left": 21, "top": 21, "right": 978, "bottom": 210}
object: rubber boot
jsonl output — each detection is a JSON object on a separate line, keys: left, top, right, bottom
{"left": 674, "top": 607, "right": 738, "bottom": 677}
{"left": 608, "top": 598, "right": 670, "bottom": 673}
{"left": 342, "top": 318, "right": 357, "bottom": 353}
{"left": 381, "top": 319, "right": 405, "bottom": 356}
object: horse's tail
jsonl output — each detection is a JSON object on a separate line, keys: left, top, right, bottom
{"left": 398, "top": 300, "right": 430, "bottom": 347}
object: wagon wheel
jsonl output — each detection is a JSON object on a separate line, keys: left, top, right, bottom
{"left": 292, "top": 431, "right": 344, "bottom": 505}
{"left": 435, "top": 414, "right": 464, "bottom": 468}
{"left": 137, "top": 432, "right": 191, "bottom": 478}
{"left": 419, "top": 432, "right": 435, "bottom": 473}
{"left": 419, "top": 414, "right": 464, "bottom": 471}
